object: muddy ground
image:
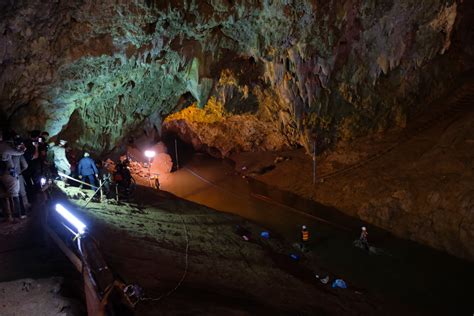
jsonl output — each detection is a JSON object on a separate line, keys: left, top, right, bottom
{"left": 54, "top": 181, "right": 397, "bottom": 315}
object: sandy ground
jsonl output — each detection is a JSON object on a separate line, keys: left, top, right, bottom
{"left": 0, "top": 197, "right": 83, "bottom": 316}
{"left": 54, "top": 181, "right": 391, "bottom": 315}
{"left": 0, "top": 277, "right": 76, "bottom": 316}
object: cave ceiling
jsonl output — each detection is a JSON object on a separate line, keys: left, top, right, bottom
{"left": 0, "top": 0, "right": 471, "bottom": 155}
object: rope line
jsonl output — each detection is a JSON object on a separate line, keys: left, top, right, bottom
{"left": 141, "top": 216, "right": 189, "bottom": 302}
{"left": 183, "top": 166, "right": 352, "bottom": 232}
{"left": 177, "top": 88, "right": 474, "bottom": 233}
{"left": 183, "top": 166, "right": 246, "bottom": 200}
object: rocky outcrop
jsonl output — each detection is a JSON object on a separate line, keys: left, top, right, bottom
{"left": 0, "top": 0, "right": 472, "bottom": 156}
{"left": 163, "top": 97, "right": 290, "bottom": 157}
{"left": 162, "top": 0, "right": 473, "bottom": 156}
{"left": 239, "top": 83, "right": 474, "bottom": 260}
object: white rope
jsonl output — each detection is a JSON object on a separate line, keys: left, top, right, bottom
{"left": 141, "top": 215, "right": 189, "bottom": 302}
{"left": 184, "top": 166, "right": 352, "bottom": 232}
{"left": 57, "top": 171, "right": 95, "bottom": 188}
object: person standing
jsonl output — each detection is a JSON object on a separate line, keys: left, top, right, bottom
{"left": 300, "top": 225, "right": 310, "bottom": 252}
{"left": 360, "top": 226, "right": 369, "bottom": 251}
{"left": 78, "top": 152, "right": 98, "bottom": 189}
{"left": 38, "top": 131, "right": 50, "bottom": 177}
{"left": 98, "top": 160, "right": 112, "bottom": 197}
{"left": 11, "top": 137, "right": 30, "bottom": 215}
{"left": 0, "top": 132, "right": 25, "bottom": 221}
{"left": 66, "top": 145, "right": 78, "bottom": 178}
{"left": 45, "top": 141, "right": 57, "bottom": 178}
{"left": 52, "top": 140, "right": 71, "bottom": 177}
{"left": 23, "top": 130, "right": 41, "bottom": 195}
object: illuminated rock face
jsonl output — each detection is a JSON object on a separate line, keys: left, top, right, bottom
{"left": 0, "top": 0, "right": 472, "bottom": 155}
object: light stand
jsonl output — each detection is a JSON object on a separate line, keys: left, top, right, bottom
{"left": 144, "top": 150, "right": 156, "bottom": 187}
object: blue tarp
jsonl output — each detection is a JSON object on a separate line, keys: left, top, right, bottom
{"left": 290, "top": 253, "right": 300, "bottom": 261}
{"left": 332, "top": 279, "right": 347, "bottom": 289}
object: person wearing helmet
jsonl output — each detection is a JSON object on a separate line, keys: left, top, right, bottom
{"left": 0, "top": 131, "right": 25, "bottom": 221}
{"left": 52, "top": 140, "right": 71, "bottom": 177}
{"left": 78, "top": 152, "right": 99, "bottom": 189}
{"left": 360, "top": 226, "right": 369, "bottom": 251}
{"left": 300, "top": 225, "right": 310, "bottom": 252}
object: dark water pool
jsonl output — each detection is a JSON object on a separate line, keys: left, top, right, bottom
{"left": 160, "top": 153, "right": 474, "bottom": 315}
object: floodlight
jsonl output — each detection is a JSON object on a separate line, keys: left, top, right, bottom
{"left": 55, "top": 203, "right": 87, "bottom": 235}
{"left": 144, "top": 150, "right": 156, "bottom": 158}
{"left": 40, "top": 177, "right": 46, "bottom": 186}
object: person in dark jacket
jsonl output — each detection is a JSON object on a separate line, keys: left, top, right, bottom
{"left": 23, "top": 130, "right": 42, "bottom": 195}
{"left": 78, "top": 152, "right": 98, "bottom": 189}
{"left": 12, "top": 136, "right": 30, "bottom": 216}
{"left": 0, "top": 131, "right": 25, "bottom": 221}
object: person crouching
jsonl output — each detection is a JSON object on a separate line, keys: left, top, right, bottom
{"left": 300, "top": 225, "right": 310, "bottom": 252}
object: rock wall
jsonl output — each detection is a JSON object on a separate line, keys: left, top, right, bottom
{"left": 0, "top": 0, "right": 472, "bottom": 155}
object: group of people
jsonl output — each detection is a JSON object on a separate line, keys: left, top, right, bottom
{"left": 74, "top": 155, "right": 134, "bottom": 199}
{"left": 0, "top": 128, "right": 110, "bottom": 222}
{"left": 0, "top": 130, "right": 52, "bottom": 221}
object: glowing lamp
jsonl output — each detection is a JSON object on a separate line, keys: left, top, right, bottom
{"left": 144, "top": 150, "right": 156, "bottom": 159}
{"left": 55, "top": 203, "right": 87, "bottom": 235}
{"left": 144, "top": 150, "right": 156, "bottom": 187}
{"left": 40, "top": 177, "right": 46, "bottom": 186}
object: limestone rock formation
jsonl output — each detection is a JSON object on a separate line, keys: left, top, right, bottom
{"left": 0, "top": 0, "right": 472, "bottom": 156}
{"left": 163, "top": 97, "right": 290, "bottom": 157}
{"left": 0, "top": 0, "right": 473, "bottom": 260}
{"left": 239, "top": 83, "right": 474, "bottom": 261}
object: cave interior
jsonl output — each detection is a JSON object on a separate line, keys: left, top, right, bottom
{"left": 0, "top": 0, "right": 473, "bottom": 315}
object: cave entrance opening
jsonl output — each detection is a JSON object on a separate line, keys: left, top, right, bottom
{"left": 161, "top": 131, "right": 195, "bottom": 172}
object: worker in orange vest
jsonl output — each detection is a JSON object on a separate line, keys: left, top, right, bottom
{"left": 300, "top": 225, "right": 310, "bottom": 251}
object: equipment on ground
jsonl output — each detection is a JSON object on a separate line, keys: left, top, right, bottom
{"left": 332, "top": 279, "right": 347, "bottom": 289}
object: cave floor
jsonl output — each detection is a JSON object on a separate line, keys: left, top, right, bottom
{"left": 57, "top": 181, "right": 390, "bottom": 315}
{"left": 0, "top": 195, "right": 84, "bottom": 315}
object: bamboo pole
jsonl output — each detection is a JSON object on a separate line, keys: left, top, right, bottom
{"left": 99, "top": 180, "right": 103, "bottom": 201}
{"left": 83, "top": 180, "right": 108, "bottom": 208}
{"left": 175, "top": 138, "right": 179, "bottom": 170}
{"left": 312, "top": 139, "right": 316, "bottom": 185}
{"left": 57, "top": 172, "right": 95, "bottom": 188}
